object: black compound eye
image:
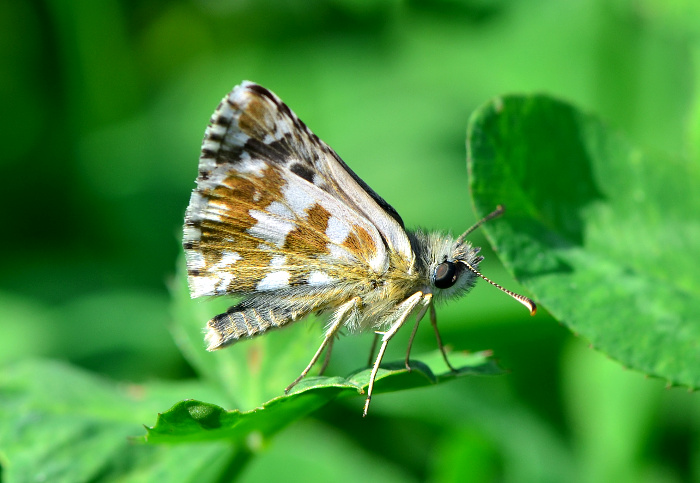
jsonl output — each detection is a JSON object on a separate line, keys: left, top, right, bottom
{"left": 434, "top": 261, "right": 458, "bottom": 289}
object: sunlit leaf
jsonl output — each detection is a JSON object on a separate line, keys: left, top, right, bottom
{"left": 468, "top": 95, "right": 700, "bottom": 388}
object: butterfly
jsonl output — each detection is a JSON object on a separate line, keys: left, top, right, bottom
{"left": 183, "top": 81, "right": 536, "bottom": 416}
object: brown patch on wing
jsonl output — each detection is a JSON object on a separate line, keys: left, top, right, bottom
{"left": 342, "top": 225, "right": 377, "bottom": 257}
{"left": 237, "top": 95, "right": 272, "bottom": 139}
{"left": 188, "top": 165, "right": 288, "bottom": 291}
{"left": 199, "top": 170, "right": 280, "bottom": 241}
{"left": 283, "top": 203, "right": 331, "bottom": 256}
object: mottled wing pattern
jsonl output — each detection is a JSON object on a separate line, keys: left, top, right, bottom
{"left": 183, "top": 82, "right": 404, "bottom": 349}
{"left": 214, "top": 82, "right": 414, "bottom": 260}
{"left": 184, "top": 162, "right": 387, "bottom": 298}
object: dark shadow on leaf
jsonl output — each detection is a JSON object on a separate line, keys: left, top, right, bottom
{"left": 505, "top": 98, "right": 606, "bottom": 246}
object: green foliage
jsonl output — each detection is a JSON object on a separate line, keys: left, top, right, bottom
{"left": 0, "top": 360, "right": 234, "bottom": 482}
{"left": 0, "top": 255, "right": 501, "bottom": 480}
{"left": 142, "top": 351, "right": 500, "bottom": 444}
{"left": 468, "top": 95, "right": 700, "bottom": 388}
{"left": 0, "top": 270, "right": 499, "bottom": 480}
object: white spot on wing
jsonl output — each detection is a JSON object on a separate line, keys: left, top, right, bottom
{"left": 203, "top": 211, "right": 221, "bottom": 222}
{"left": 216, "top": 272, "right": 235, "bottom": 293}
{"left": 212, "top": 250, "right": 241, "bottom": 270}
{"left": 308, "top": 271, "right": 333, "bottom": 286}
{"left": 270, "top": 255, "right": 287, "bottom": 268}
{"left": 189, "top": 275, "right": 218, "bottom": 298}
{"left": 266, "top": 201, "right": 293, "bottom": 219}
{"left": 282, "top": 180, "right": 316, "bottom": 215}
{"left": 257, "top": 271, "right": 290, "bottom": 291}
{"left": 183, "top": 225, "right": 202, "bottom": 243}
{"left": 326, "top": 216, "right": 350, "bottom": 244}
{"left": 223, "top": 123, "right": 250, "bottom": 147}
{"left": 235, "top": 153, "right": 266, "bottom": 177}
{"left": 201, "top": 139, "right": 220, "bottom": 152}
{"left": 327, "top": 243, "right": 356, "bottom": 262}
{"left": 248, "top": 210, "right": 295, "bottom": 247}
{"left": 187, "top": 251, "right": 206, "bottom": 270}
{"left": 208, "top": 122, "right": 227, "bottom": 137}
{"left": 276, "top": 115, "right": 294, "bottom": 136}
{"left": 185, "top": 192, "right": 209, "bottom": 223}
{"left": 198, "top": 156, "right": 216, "bottom": 172}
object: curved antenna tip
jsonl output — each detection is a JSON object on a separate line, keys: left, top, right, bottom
{"left": 462, "top": 261, "right": 537, "bottom": 316}
{"left": 520, "top": 297, "right": 537, "bottom": 316}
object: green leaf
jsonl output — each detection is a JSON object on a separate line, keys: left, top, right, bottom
{"left": 142, "top": 350, "right": 500, "bottom": 444}
{"left": 467, "top": 94, "right": 700, "bottom": 388}
{"left": 0, "top": 359, "right": 235, "bottom": 482}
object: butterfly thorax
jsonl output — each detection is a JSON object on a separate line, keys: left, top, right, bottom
{"left": 335, "top": 247, "right": 421, "bottom": 331}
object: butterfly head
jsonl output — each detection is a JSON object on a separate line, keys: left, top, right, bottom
{"left": 408, "top": 206, "right": 536, "bottom": 314}
{"left": 409, "top": 230, "right": 483, "bottom": 301}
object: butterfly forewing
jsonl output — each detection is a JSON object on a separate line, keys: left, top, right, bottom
{"left": 203, "top": 82, "right": 413, "bottom": 255}
{"left": 183, "top": 83, "right": 405, "bottom": 313}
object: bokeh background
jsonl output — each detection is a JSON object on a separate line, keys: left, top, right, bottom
{"left": 2, "top": 0, "right": 700, "bottom": 481}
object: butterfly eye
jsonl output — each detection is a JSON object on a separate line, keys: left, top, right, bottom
{"left": 434, "top": 261, "right": 458, "bottom": 289}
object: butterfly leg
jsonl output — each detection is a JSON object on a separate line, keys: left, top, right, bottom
{"left": 403, "top": 294, "right": 433, "bottom": 371}
{"left": 285, "top": 297, "right": 360, "bottom": 393}
{"left": 404, "top": 320, "right": 420, "bottom": 371}
{"left": 363, "top": 292, "right": 425, "bottom": 417}
{"left": 318, "top": 334, "right": 335, "bottom": 376}
{"left": 367, "top": 333, "right": 379, "bottom": 367}
{"left": 430, "top": 303, "right": 456, "bottom": 372}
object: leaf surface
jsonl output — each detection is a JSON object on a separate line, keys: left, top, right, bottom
{"left": 468, "top": 95, "right": 700, "bottom": 387}
{"left": 142, "top": 350, "right": 500, "bottom": 443}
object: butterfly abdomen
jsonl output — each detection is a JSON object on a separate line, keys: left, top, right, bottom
{"left": 205, "top": 305, "right": 292, "bottom": 350}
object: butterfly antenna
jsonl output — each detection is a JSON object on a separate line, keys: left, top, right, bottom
{"left": 461, "top": 261, "right": 537, "bottom": 315}
{"left": 456, "top": 205, "right": 505, "bottom": 245}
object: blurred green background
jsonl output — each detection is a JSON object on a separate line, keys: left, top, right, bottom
{"left": 2, "top": 0, "right": 700, "bottom": 481}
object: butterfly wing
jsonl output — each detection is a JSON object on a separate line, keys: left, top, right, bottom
{"left": 183, "top": 82, "right": 419, "bottom": 349}
{"left": 185, "top": 81, "right": 416, "bottom": 296}
{"left": 211, "top": 82, "right": 413, "bottom": 259}
{"left": 184, "top": 160, "right": 387, "bottom": 298}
